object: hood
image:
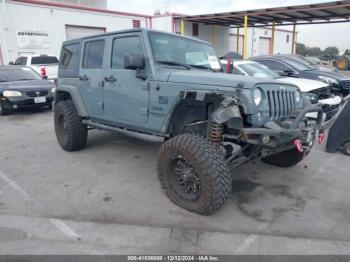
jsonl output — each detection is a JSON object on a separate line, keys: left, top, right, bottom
{"left": 279, "top": 77, "right": 328, "bottom": 92}
{"left": 164, "top": 69, "right": 281, "bottom": 89}
{"left": 0, "top": 79, "right": 54, "bottom": 92}
{"left": 305, "top": 69, "right": 350, "bottom": 80}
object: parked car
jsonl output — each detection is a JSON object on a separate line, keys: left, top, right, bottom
{"left": 55, "top": 29, "right": 324, "bottom": 215}
{"left": 276, "top": 54, "right": 338, "bottom": 72}
{"left": 326, "top": 94, "right": 350, "bottom": 156}
{"left": 290, "top": 55, "right": 339, "bottom": 72}
{"left": 303, "top": 56, "right": 328, "bottom": 66}
{"left": 250, "top": 55, "right": 350, "bottom": 96}
{"left": 0, "top": 66, "right": 55, "bottom": 115}
{"left": 221, "top": 60, "right": 331, "bottom": 96}
{"left": 220, "top": 59, "right": 341, "bottom": 119}
{"left": 11, "top": 55, "right": 59, "bottom": 80}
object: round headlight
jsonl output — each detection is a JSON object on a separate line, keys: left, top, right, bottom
{"left": 3, "top": 90, "right": 22, "bottom": 97}
{"left": 295, "top": 91, "right": 301, "bottom": 103}
{"left": 253, "top": 88, "right": 262, "bottom": 106}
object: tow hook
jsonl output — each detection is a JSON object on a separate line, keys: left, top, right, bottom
{"left": 293, "top": 139, "right": 304, "bottom": 153}
{"left": 318, "top": 132, "right": 325, "bottom": 144}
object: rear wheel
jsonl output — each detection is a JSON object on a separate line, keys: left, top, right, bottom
{"left": 0, "top": 99, "right": 11, "bottom": 116}
{"left": 157, "top": 134, "right": 231, "bottom": 215}
{"left": 54, "top": 100, "right": 87, "bottom": 151}
{"left": 262, "top": 148, "right": 304, "bottom": 167}
{"left": 343, "top": 142, "right": 350, "bottom": 156}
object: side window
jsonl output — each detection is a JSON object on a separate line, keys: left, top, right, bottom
{"left": 82, "top": 40, "right": 105, "bottom": 69}
{"left": 21, "top": 57, "right": 28, "bottom": 65}
{"left": 259, "top": 60, "right": 290, "bottom": 71}
{"left": 60, "top": 43, "right": 80, "bottom": 70}
{"left": 14, "top": 57, "right": 22, "bottom": 65}
{"left": 111, "top": 36, "right": 144, "bottom": 69}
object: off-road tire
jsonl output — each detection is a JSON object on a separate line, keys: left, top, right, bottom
{"left": 262, "top": 148, "right": 304, "bottom": 167}
{"left": 54, "top": 100, "right": 87, "bottom": 151}
{"left": 0, "top": 99, "right": 11, "bottom": 116}
{"left": 157, "top": 134, "right": 231, "bottom": 215}
{"left": 343, "top": 142, "right": 350, "bottom": 156}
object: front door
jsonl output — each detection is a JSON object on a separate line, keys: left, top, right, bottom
{"left": 79, "top": 37, "right": 106, "bottom": 119}
{"left": 103, "top": 33, "right": 149, "bottom": 124}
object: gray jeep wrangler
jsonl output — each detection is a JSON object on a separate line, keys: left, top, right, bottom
{"left": 54, "top": 29, "right": 323, "bottom": 215}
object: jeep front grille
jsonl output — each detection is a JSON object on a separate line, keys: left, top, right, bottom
{"left": 267, "top": 90, "right": 296, "bottom": 120}
{"left": 26, "top": 91, "right": 49, "bottom": 97}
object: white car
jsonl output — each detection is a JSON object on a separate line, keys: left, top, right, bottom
{"left": 221, "top": 59, "right": 342, "bottom": 119}
{"left": 12, "top": 55, "right": 58, "bottom": 80}
{"left": 222, "top": 59, "right": 330, "bottom": 92}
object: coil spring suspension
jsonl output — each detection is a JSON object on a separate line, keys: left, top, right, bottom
{"left": 210, "top": 122, "right": 224, "bottom": 143}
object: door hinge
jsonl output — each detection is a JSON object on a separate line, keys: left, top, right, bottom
{"left": 101, "top": 81, "right": 105, "bottom": 88}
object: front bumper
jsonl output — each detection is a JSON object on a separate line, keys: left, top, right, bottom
{"left": 1, "top": 96, "right": 54, "bottom": 110}
{"left": 236, "top": 105, "right": 324, "bottom": 149}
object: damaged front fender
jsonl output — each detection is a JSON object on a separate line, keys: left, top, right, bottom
{"left": 211, "top": 99, "right": 243, "bottom": 129}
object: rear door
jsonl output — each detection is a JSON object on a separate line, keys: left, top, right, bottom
{"left": 78, "top": 37, "right": 106, "bottom": 119}
{"left": 103, "top": 32, "right": 149, "bottom": 124}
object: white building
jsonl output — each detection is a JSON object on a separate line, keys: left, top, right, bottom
{"left": 0, "top": 0, "right": 150, "bottom": 64}
{"left": 167, "top": 17, "right": 295, "bottom": 58}
{"left": 0, "top": 0, "right": 295, "bottom": 65}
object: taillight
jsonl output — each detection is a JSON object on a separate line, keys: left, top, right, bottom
{"left": 41, "top": 67, "right": 47, "bottom": 77}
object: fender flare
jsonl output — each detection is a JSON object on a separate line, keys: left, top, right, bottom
{"left": 55, "top": 85, "right": 88, "bottom": 116}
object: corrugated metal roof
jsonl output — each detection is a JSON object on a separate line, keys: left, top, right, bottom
{"left": 175, "top": 1, "right": 350, "bottom": 27}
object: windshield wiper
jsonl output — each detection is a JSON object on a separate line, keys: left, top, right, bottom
{"left": 157, "top": 61, "right": 191, "bottom": 70}
{"left": 16, "top": 79, "right": 36, "bottom": 81}
{"left": 189, "top": 64, "right": 215, "bottom": 71}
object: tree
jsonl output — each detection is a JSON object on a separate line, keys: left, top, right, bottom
{"left": 308, "top": 47, "right": 322, "bottom": 57}
{"left": 296, "top": 43, "right": 307, "bottom": 56}
{"left": 323, "top": 46, "right": 339, "bottom": 56}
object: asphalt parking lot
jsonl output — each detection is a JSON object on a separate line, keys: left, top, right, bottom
{"left": 1, "top": 108, "right": 350, "bottom": 255}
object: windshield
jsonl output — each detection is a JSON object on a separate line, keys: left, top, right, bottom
{"left": 148, "top": 32, "right": 220, "bottom": 70}
{"left": 238, "top": 62, "right": 280, "bottom": 79}
{"left": 0, "top": 67, "right": 41, "bottom": 82}
{"left": 284, "top": 58, "right": 313, "bottom": 71}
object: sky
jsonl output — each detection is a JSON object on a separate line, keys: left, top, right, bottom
{"left": 107, "top": 0, "right": 350, "bottom": 52}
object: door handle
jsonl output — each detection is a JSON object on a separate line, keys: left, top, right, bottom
{"left": 104, "top": 75, "right": 117, "bottom": 82}
{"left": 79, "top": 75, "right": 89, "bottom": 81}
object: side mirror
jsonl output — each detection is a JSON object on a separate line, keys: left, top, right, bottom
{"left": 124, "top": 54, "right": 145, "bottom": 70}
{"left": 279, "top": 69, "right": 294, "bottom": 76}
